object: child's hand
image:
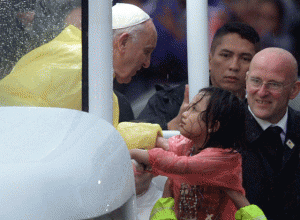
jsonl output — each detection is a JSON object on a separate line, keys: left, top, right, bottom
{"left": 132, "top": 159, "right": 145, "bottom": 175}
{"left": 130, "top": 149, "right": 150, "bottom": 167}
{"left": 226, "top": 189, "right": 250, "bottom": 209}
{"left": 155, "top": 136, "right": 169, "bottom": 151}
{"left": 225, "top": 190, "right": 267, "bottom": 220}
{"left": 162, "top": 178, "right": 173, "bottom": 198}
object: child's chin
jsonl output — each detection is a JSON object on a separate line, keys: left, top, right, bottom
{"left": 179, "top": 129, "right": 188, "bottom": 137}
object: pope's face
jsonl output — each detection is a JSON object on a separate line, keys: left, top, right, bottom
{"left": 114, "top": 21, "right": 157, "bottom": 84}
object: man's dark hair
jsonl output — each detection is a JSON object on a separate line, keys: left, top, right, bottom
{"left": 211, "top": 22, "right": 260, "bottom": 54}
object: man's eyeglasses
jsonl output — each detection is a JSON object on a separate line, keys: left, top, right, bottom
{"left": 247, "top": 76, "right": 294, "bottom": 93}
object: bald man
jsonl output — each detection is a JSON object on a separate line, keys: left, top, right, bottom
{"left": 242, "top": 47, "right": 300, "bottom": 220}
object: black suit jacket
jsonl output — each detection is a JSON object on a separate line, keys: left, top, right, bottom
{"left": 137, "top": 81, "right": 187, "bottom": 130}
{"left": 242, "top": 106, "right": 300, "bottom": 220}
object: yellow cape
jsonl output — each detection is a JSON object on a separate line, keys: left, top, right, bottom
{"left": 0, "top": 25, "right": 119, "bottom": 128}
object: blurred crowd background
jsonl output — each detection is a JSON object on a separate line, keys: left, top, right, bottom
{"left": 1, "top": 0, "right": 300, "bottom": 114}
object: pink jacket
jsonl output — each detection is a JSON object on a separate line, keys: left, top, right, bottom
{"left": 148, "top": 135, "right": 244, "bottom": 220}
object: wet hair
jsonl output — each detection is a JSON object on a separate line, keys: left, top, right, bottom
{"left": 211, "top": 22, "right": 261, "bottom": 54}
{"left": 189, "top": 87, "right": 246, "bottom": 151}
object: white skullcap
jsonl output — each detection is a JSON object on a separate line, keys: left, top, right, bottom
{"left": 112, "top": 3, "right": 150, "bottom": 30}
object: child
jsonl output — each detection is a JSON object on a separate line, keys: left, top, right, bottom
{"left": 130, "top": 87, "right": 248, "bottom": 219}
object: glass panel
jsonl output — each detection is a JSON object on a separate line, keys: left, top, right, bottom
{"left": 0, "top": 0, "right": 81, "bottom": 79}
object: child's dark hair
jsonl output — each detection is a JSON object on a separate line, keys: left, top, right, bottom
{"left": 191, "top": 87, "right": 246, "bottom": 151}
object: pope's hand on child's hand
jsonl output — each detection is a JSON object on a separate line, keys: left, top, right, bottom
{"left": 155, "top": 136, "right": 169, "bottom": 150}
{"left": 132, "top": 159, "right": 145, "bottom": 174}
{"left": 129, "top": 149, "right": 150, "bottom": 167}
{"left": 162, "top": 178, "right": 173, "bottom": 198}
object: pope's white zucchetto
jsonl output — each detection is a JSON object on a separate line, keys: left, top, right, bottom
{"left": 112, "top": 3, "right": 150, "bottom": 30}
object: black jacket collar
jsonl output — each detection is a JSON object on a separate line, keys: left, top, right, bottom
{"left": 245, "top": 105, "right": 264, "bottom": 144}
{"left": 245, "top": 105, "right": 300, "bottom": 146}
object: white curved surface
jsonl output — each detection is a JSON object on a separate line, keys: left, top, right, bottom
{"left": 0, "top": 107, "right": 136, "bottom": 219}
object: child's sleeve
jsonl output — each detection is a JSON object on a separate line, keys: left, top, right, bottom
{"left": 148, "top": 147, "right": 244, "bottom": 193}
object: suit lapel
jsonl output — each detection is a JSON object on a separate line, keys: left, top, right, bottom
{"left": 245, "top": 106, "right": 263, "bottom": 144}
{"left": 282, "top": 107, "right": 300, "bottom": 168}
{"left": 245, "top": 107, "right": 277, "bottom": 177}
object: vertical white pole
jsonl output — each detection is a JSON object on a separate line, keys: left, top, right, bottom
{"left": 89, "top": 1, "right": 113, "bottom": 124}
{"left": 186, "top": 0, "right": 209, "bottom": 100}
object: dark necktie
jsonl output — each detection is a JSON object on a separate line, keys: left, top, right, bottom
{"left": 264, "top": 126, "right": 283, "bottom": 171}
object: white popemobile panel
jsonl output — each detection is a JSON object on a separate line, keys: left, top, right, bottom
{"left": 0, "top": 107, "right": 136, "bottom": 219}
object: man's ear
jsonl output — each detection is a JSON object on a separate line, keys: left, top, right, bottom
{"left": 208, "top": 121, "right": 220, "bottom": 133}
{"left": 289, "top": 81, "right": 300, "bottom": 100}
{"left": 245, "top": 71, "right": 250, "bottom": 81}
{"left": 209, "top": 53, "right": 212, "bottom": 72}
{"left": 116, "top": 33, "right": 130, "bottom": 53}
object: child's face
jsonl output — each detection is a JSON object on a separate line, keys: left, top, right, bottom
{"left": 179, "top": 93, "right": 209, "bottom": 142}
